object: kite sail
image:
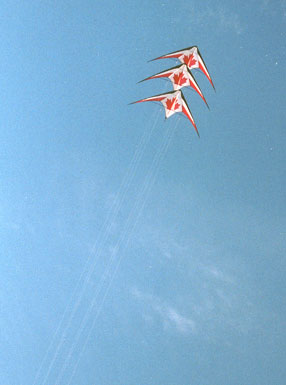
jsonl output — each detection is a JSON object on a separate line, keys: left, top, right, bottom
{"left": 150, "top": 46, "right": 215, "bottom": 90}
{"left": 130, "top": 90, "right": 199, "bottom": 137}
{"left": 138, "top": 63, "right": 209, "bottom": 108}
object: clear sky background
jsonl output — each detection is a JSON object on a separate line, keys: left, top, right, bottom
{"left": 0, "top": 1, "right": 285, "bottom": 384}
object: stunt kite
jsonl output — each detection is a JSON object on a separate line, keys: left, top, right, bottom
{"left": 130, "top": 90, "right": 199, "bottom": 137}
{"left": 131, "top": 45, "right": 214, "bottom": 137}
{"left": 150, "top": 46, "right": 215, "bottom": 90}
{"left": 138, "top": 63, "right": 209, "bottom": 108}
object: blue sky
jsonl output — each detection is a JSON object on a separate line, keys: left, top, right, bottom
{"left": 0, "top": 1, "right": 285, "bottom": 384}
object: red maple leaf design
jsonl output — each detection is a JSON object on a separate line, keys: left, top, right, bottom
{"left": 183, "top": 54, "right": 197, "bottom": 68}
{"left": 173, "top": 72, "right": 187, "bottom": 86}
{"left": 165, "top": 97, "right": 180, "bottom": 111}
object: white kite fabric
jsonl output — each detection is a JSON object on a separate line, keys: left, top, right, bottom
{"left": 132, "top": 45, "right": 215, "bottom": 137}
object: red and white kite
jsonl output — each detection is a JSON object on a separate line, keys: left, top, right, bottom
{"left": 139, "top": 63, "right": 209, "bottom": 108}
{"left": 150, "top": 46, "right": 215, "bottom": 90}
{"left": 131, "top": 90, "right": 199, "bottom": 137}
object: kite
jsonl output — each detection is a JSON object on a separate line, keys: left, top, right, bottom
{"left": 130, "top": 89, "right": 199, "bottom": 137}
{"left": 138, "top": 63, "right": 209, "bottom": 108}
{"left": 150, "top": 46, "right": 215, "bottom": 90}
{"left": 131, "top": 45, "right": 214, "bottom": 137}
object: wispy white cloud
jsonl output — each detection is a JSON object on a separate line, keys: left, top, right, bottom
{"left": 131, "top": 288, "right": 196, "bottom": 334}
{"left": 127, "top": 179, "right": 284, "bottom": 343}
{"left": 130, "top": 250, "right": 262, "bottom": 342}
{"left": 164, "top": 306, "right": 196, "bottom": 333}
{"left": 201, "top": 264, "right": 235, "bottom": 285}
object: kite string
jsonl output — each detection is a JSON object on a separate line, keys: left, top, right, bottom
{"left": 53, "top": 123, "right": 172, "bottom": 384}
{"left": 64, "top": 119, "right": 179, "bottom": 385}
{"left": 36, "top": 107, "right": 161, "bottom": 385}
{"left": 37, "top": 83, "right": 172, "bottom": 385}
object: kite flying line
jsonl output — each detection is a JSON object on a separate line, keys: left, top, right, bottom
{"left": 36, "top": 93, "right": 168, "bottom": 385}
{"left": 63, "top": 120, "right": 179, "bottom": 385}
{"left": 36, "top": 109, "right": 161, "bottom": 385}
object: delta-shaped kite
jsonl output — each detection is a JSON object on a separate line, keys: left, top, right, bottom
{"left": 138, "top": 63, "right": 209, "bottom": 108}
{"left": 150, "top": 46, "right": 215, "bottom": 90}
{"left": 130, "top": 89, "right": 199, "bottom": 137}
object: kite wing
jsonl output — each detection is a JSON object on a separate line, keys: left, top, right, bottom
{"left": 139, "top": 64, "right": 208, "bottom": 108}
{"left": 130, "top": 90, "right": 199, "bottom": 137}
{"left": 150, "top": 46, "right": 214, "bottom": 90}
